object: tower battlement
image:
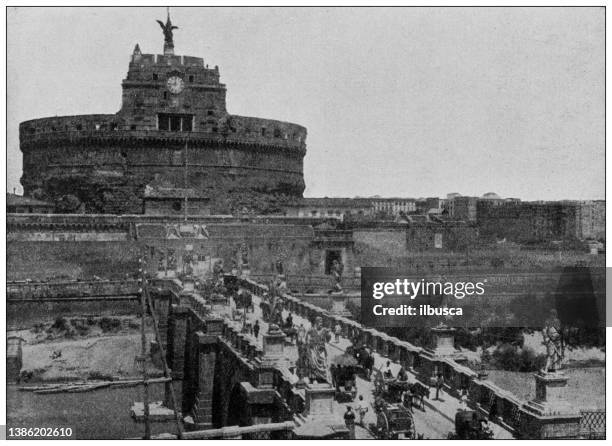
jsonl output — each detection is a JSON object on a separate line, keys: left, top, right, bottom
{"left": 127, "top": 47, "right": 221, "bottom": 88}
{"left": 131, "top": 52, "right": 212, "bottom": 70}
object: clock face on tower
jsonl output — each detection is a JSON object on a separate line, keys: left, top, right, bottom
{"left": 167, "top": 76, "right": 184, "bottom": 94}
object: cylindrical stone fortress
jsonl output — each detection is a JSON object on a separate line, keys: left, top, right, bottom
{"left": 20, "top": 43, "right": 306, "bottom": 214}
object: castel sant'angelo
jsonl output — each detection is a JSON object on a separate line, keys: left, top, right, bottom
{"left": 19, "top": 12, "right": 307, "bottom": 214}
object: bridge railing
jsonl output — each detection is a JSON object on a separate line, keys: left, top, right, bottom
{"left": 579, "top": 409, "right": 606, "bottom": 439}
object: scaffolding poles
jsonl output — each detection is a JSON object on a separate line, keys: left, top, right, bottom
{"left": 137, "top": 258, "right": 151, "bottom": 439}
{"left": 142, "top": 282, "right": 184, "bottom": 438}
{"left": 139, "top": 254, "right": 184, "bottom": 438}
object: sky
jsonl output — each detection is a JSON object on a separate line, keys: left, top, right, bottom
{"left": 6, "top": 7, "right": 605, "bottom": 200}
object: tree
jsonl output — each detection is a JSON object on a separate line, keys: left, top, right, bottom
{"left": 55, "top": 194, "right": 82, "bottom": 213}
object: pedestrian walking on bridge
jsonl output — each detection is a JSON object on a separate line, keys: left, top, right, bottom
{"left": 344, "top": 406, "right": 356, "bottom": 439}
{"left": 434, "top": 372, "right": 445, "bottom": 401}
{"left": 355, "top": 395, "right": 368, "bottom": 426}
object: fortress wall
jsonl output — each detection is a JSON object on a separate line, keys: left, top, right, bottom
{"left": 21, "top": 145, "right": 305, "bottom": 214}
{"left": 20, "top": 116, "right": 306, "bottom": 150}
{"left": 7, "top": 241, "right": 143, "bottom": 281}
{"left": 20, "top": 116, "right": 307, "bottom": 213}
{"left": 353, "top": 228, "right": 408, "bottom": 258}
{"left": 7, "top": 222, "right": 318, "bottom": 282}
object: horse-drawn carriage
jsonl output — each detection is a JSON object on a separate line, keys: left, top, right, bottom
{"left": 372, "top": 370, "right": 430, "bottom": 412}
{"left": 260, "top": 293, "right": 283, "bottom": 324}
{"left": 280, "top": 320, "right": 298, "bottom": 344}
{"left": 234, "top": 289, "right": 254, "bottom": 312}
{"left": 346, "top": 344, "right": 374, "bottom": 380}
{"left": 371, "top": 403, "right": 416, "bottom": 439}
{"left": 448, "top": 410, "right": 494, "bottom": 440}
{"left": 223, "top": 274, "right": 239, "bottom": 293}
{"left": 330, "top": 353, "right": 363, "bottom": 402}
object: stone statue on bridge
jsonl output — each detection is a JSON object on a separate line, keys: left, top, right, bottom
{"left": 304, "top": 316, "right": 332, "bottom": 384}
{"left": 329, "top": 259, "right": 344, "bottom": 294}
{"left": 541, "top": 309, "right": 564, "bottom": 374}
{"left": 212, "top": 259, "right": 224, "bottom": 285}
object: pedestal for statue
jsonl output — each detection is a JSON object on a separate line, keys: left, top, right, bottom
{"left": 182, "top": 276, "right": 195, "bottom": 293}
{"left": 240, "top": 265, "right": 250, "bottom": 279}
{"left": 524, "top": 372, "right": 576, "bottom": 416}
{"left": 521, "top": 372, "right": 580, "bottom": 439}
{"left": 262, "top": 326, "right": 286, "bottom": 359}
{"left": 304, "top": 383, "right": 335, "bottom": 417}
{"left": 293, "top": 383, "right": 348, "bottom": 439}
{"left": 329, "top": 293, "right": 351, "bottom": 317}
{"left": 417, "top": 324, "right": 465, "bottom": 384}
{"left": 430, "top": 324, "right": 457, "bottom": 356}
{"left": 163, "top": 42, "right": 174, "bottom": 56}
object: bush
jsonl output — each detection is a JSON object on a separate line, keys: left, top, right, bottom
{"left": 490, "top": 343, "right": 545, "bottom": 372}
{"left": 99, "top": 317, "right": 121, "bottom": 333}
{"left": 455, "top": 328, "right": 481, "bottom": 351}
{"left": 49, "top": 317, "right": 70, "bottom": 332}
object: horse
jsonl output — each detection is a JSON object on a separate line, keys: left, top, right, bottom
{"left": 236, "top": 290, "right": 254, "bottom": 312}
{"left": 281, "top": 323, "right": 298, "bottom": 344}
{"left": 259, "top": 301, "right": 271, "bottom": 321}
{"left": 360, "top": 350, "right": 375, "bottom": 379}
{"left": 352, "top": 346, "right": 374, "bottom": 379}
{"left": 409, "top": 382, "right": 430, "bottom": 411}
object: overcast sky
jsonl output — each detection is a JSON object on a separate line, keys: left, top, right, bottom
{"left": 7, "top": 7, "right": 604, "bottom": 200}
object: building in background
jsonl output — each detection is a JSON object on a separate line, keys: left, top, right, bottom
{"left": 406, "top": 217, "right": 478, "bottom": 251}
{"left": 447, "top": 195, "right": 478, "bottom": 221}
{"left": 369, "top": 197, "right": 417, "bottom": 216}
{"left": 283, "top": 197, "right": 374, "bottom": 220}
{"left": 476, "top": 200, "right": 605, "bottom": 244}
{"left": 574, "top": 200, "right": 605, "bottom": 240}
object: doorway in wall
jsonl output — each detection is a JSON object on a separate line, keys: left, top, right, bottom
{"left": 324, "top": 250, "right": 342, "bottom": 275}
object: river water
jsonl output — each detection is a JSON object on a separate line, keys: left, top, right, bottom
{"left": 7, "top": 383, "right": 181, "bottom": 439}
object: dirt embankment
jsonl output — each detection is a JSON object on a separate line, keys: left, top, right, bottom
{"left": 11, "top": 316, "right": 163, "bottom": 383}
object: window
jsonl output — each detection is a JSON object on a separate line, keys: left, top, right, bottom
{"left": 261, "top": 127, "right": 266, "bottom": 136}
{"left": 189, "top": 75, "right": 194, "bottom": 82}
{"left": 207, "top": 110, "right": 214, "bottom": 116}
{"left": 152, "top": 74, "right": 158, "bottom": 81}
{"left": 170, "top": 115, "right": 181, "bottom": 131}
{"left": 163, "top": 91, "right": 168, "bottom": 100}
{"left": 158, "top": 113, "right": 193, "bottom": 132}
{"left": 172, "top": 201, "right": 182, "bottom": 212}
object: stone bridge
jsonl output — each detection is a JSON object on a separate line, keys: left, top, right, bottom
{"left": 146, "top": 276, "right": 602, "bottom": 439}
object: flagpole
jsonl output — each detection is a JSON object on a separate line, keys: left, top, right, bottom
{"left": 184, "top": 137, "right": 188, "bottom": 222}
